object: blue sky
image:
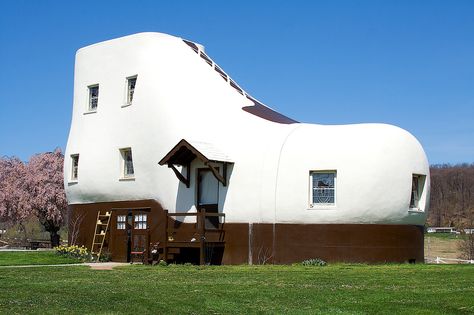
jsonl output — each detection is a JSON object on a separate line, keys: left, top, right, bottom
{"left": 0, "top": 0, "right": 473, "bottom": 164}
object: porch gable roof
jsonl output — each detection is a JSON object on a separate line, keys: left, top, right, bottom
{"left": 159, "top": 139, "right": 232, "bottom": 166}
{"left": 159, "top": 139, "right": 232, "bottom": 187}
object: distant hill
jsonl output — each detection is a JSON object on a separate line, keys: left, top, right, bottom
{"left": 429, "top": 163, "right": 474, "bottom": 227}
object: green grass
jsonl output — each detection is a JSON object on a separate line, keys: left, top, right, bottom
{"left": 0, "top": 251, "right": 81, "bottom": 266}
{"left": 0, "top": 264, "right": 473, "bottom": 314}
{"left": 425, "top": 232, "right": 462, "bottom": 240}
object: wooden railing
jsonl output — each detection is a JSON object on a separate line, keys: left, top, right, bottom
{"left": 163, "top": 209, "right": 225, "bottom": 265}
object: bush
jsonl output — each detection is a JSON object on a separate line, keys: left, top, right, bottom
{"left": 158, "top": 259, "right": 168, "bottom": 266}
{"left": 55, "top": 245, "right": 91, "bottom": 262}
{"left": 302, "top": 258, "right": 327, "bottom": 266}
{"left": 98, "top": 250, "right": 112, "bottom": 262}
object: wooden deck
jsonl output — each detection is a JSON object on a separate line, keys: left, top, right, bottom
{"left": 154, "top": 210, "right": 225, "bottom": 265}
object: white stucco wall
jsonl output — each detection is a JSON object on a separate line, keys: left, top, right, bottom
{"left": 64, "top": 32, "right": 429, "bottom": 226}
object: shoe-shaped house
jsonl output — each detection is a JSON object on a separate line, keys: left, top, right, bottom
{"left": 65, "top": 32, "right": 429, "bottom": 264}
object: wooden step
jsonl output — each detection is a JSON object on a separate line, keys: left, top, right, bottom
{"left": 160, "top": 253, "right": 174, "bottom": 261}
{"left": 167, "top": 248, "right": 180, "bottom": 254}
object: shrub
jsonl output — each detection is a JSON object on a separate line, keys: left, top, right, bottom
{"left": 98, "top": 250, "right": 112, "bottom": 262}
{"left": 157, "top": 259, "right": 167, "bottom": 266}
{"left": 302, "top": 258, "right": 327, "bottom": 266}
{"left": 54, "top": 245, "right": 91, "bottom": 261}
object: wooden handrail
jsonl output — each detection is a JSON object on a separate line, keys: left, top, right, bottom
{"left": 167, "top": 212, "right": 225, "bottom": 217}
{"left": 162, "top": 209, "right": 226, "bottom": 265}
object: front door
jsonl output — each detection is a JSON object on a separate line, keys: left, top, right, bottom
{"left": 197, "top": 168, "right": 219, "bottom": 229}
{"left": 110, "top": 209, "right": 149, "bottom": 262}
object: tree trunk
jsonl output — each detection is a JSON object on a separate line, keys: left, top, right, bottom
{"left": 50, "top": 230, "right": 60, "bottom": 247}
{"left": 40, "top": 218, "right": 61, "bottom": 248}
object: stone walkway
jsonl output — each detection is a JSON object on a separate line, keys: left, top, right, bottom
{"left": 86, "top": 262, "right": 129, "bottom": 270}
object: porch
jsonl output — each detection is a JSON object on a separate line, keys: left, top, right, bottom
{"left": 151, "top": 209, "right": 226, "bottom": 265}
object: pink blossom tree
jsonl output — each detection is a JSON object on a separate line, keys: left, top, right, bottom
{"left": 0, "top": 156, "right": 30, "bottom": 225}
{"left": 1, "top": 149, "right": 67, "bottom": 247}
{"left": 26, "top": 149, "right": 67, "bottom": 247}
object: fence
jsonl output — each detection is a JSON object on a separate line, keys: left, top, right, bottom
{"left": 426, "top": 256, "right": 474, "bottom": 264}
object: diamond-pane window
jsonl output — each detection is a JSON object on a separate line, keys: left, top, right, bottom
{"left": 311, "top": 172, "right": 336, "bottom": 205}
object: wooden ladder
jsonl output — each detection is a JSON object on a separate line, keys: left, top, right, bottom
{"left": 91, "top": 211, "right": 111, "bottom": 261}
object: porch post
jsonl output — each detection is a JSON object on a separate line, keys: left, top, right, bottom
{"left": 163, "top": 209, "right": 168, "bottom": 262}
{"left": 199, "top": 209, "right": 206, "bottom": 265}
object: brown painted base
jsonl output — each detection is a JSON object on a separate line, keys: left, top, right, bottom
{"left": 69, "top": 200, "right": 424, "bottom": 264}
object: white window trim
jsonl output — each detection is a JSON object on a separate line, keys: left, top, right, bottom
{"left": 134, "top": 213, "right": 148, "bottom": 230}
{"left": 117, "top": 215, "right": 126, "bottom": 230}
{"left": 70, "top": 154, "right": 79, "bottom": 183}
{"left": 119, "top": 147, "right": 135, "bottom": 180}
{"left": 122, "top": 75, "right": 138, "bottom": 107}
{"left": 409, "top": 174, "right": 426, "bottom": 212}
{"left": 308, "top": 170, "right": 337, "bottom": 210}
{"left": 86, "top": 84, "right": 99, "bottom": 113}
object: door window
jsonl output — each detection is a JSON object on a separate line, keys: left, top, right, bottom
{"left": 134, "top": 213, "right": 147, "bottom": 229}
{"left": 198, "top": 169, "right": 219, "bottom": 205}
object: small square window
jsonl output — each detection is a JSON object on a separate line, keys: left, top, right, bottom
{"left": 310, "top": 171, "right": 336, "bottom": 206}
{"left": 134, "top": 213, "right": 147, "bottom": 229}
{"left": 71, "top": 154, "right": 79, "bottom": 181}
{"left": 117, "top": 215, "right": 126, "bottom": 230}
{"left": 120, "top": 148, "right": 134, "bottom": 178}
{"left": 410, "top": 174, "right": 426, "bottom": 210}
{"left": 126, "top": 76, "right": 137, "bottom": 105}
{"left": 88, "top": 85, "right": 99, "bottom": 111}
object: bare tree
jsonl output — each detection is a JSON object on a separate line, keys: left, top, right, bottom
{"left": 429, "top": 164, "right": 474, "bottom": 227}
{"left": 257, "top": 245, "right": 273, "bottom": 265}
{"left": 68, "top": 211, "right": 85, "bottom": 246}
{"left": 458, "top": 210, "right": 474, "bottom": 261}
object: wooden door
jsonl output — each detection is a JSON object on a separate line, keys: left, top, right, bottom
{"left": 110, "top": 210, "right": 150, "bottom": 262}
{"left": 131, "top": 212, "right": 149, "bottom": 262}
{"left": 197, "top": 168, "right": 219, "bottom": 229}
{"left": 110, "top": 209, "right": 129, "bottom": 262}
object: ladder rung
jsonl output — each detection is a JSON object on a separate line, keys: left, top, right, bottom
{"left": 97, "top": 223, "right": 108, "bottom": 225}
{"left": 93, "top": 242, "right": 102, "bottom": 245}
{"left": 95, "top": 234, "right": 105, "bottom": 236}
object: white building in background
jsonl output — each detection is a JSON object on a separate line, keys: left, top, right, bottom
{"left": 64, "top": 32, "right": 429, "bottom": 264}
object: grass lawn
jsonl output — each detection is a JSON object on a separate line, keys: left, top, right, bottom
{"left": 0, "top": 251, "right": 81, "bottom": 266}
{"left": 0, "top": 264, "right": 473, "bottom": 314}
{"left": 425, "top": 233, "right": 462, "bottom": 240}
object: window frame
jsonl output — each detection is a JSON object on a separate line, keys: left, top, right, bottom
{"left": 309, "top": 170, "right": 337, "bottom": 209}
{"left": 133, "top": 213, "right": 148, "bottom": 230}
{"left": 70, "top": 154, "right": 79, "bottom": 182}
{"left": 119, "top": 147, "right": 135, "bottom": 180}
{"left": 124, "top": 75, "right": 137, "bottom": 106}
{"left": 409, "top": 174, "right": 426, "bottom": 212}
{"left": 87, "top": 84, "right": 99, "bottom": 112}
{"left": 117, "top": 215, "right": 126, "bottom": 230}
